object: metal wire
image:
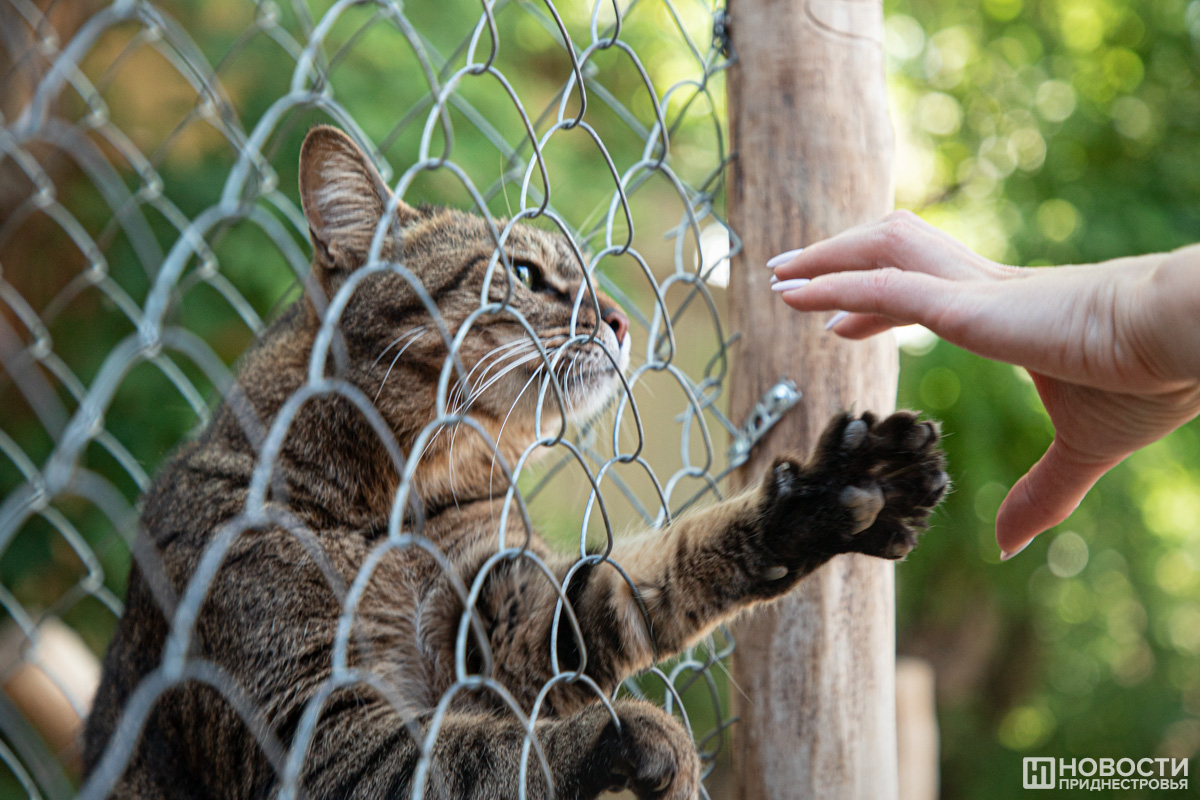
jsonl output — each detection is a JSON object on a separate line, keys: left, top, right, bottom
{"left": 0, "top": 0, "right": 753, "bottom": 796}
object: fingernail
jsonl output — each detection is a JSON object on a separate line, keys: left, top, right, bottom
{"left": 770, "top": 274, "right": 779, "bottom": 285}
{"left": 999, "top": 539, "right": 1032, "bottom": 562}
{"left": 824, "top": 310, "right": 850, "bottom": 329}
{"left": 771, "top": 278, "right": 810, "bottom": 292}
{"left": 766, "top": 247, "right": 804, "bottom": 268}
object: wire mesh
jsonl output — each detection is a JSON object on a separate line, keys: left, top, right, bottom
{"left": 0, "top": 0, "right": 757, "bottom": 796}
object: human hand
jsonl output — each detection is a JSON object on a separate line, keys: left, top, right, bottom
{"left": 768, "top": 210, "right": 1200, "bottom": 560}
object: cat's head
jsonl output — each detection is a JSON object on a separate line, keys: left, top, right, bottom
{"left": 296, "top": 125, "right": 631, "bottom": 454}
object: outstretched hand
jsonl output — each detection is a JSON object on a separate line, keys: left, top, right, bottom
{"left": 768, "top": 210, "right": 1200, "bottom": 560}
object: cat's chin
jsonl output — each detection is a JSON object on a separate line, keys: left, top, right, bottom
{"left": 563, "top": 331, "right": 632, "bottom": 425}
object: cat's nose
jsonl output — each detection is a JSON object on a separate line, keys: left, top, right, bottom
{"left": 602, "top": 307, "right": 629, "bottom": 345}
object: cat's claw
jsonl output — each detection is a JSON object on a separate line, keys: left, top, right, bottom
{"left": 772, "top": 460, "right": 797, "bottom": 495}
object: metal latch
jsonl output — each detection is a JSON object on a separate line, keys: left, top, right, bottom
{"left": 727, "top": 378, "right": 802, "bottom": 468}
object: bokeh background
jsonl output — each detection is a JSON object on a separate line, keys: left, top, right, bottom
{"left": 886, "top": 0, "right": 1200, "bottom": 796}
{"left": 1, "top": 0, "right": 1198, "bottom": 798}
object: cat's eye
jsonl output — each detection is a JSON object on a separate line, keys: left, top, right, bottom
{"left": 512, "top": 260, "right": 543, "bottom": 291}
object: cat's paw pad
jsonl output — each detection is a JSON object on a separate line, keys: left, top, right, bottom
{"left": 601, "top": 702, "right": 700, "bottom": 800}
{"left": 839, "top": 484, "right": 885, "bottom": 533}
{"left": 757, "top": 411, "right": 948, "bottom": 568}
{"left": 841, "top": 418, "right": 870, "bottom": 450}
{"left": 819, "top": 411, "right": 949, "bottom": 559}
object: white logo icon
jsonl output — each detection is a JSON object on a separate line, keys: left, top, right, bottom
{"left": 1024, "top": 757, "right": 1056, "bottom": 789}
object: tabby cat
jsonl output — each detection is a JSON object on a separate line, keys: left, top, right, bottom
{"left": 82, "top": 126, "right": 949, "bottom": 799}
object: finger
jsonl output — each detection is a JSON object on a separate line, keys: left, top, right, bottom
{"left": 994, "top": 438, "right": 1120, "bottom": 560}
{"left": 781, "top": 268, "right": 1092, "bottom": 375}
{"left": 777, "top": 267, "right": 961, "bottom": 331}
{"left": 770, "top": 211, "right": 1003, "bottom": 282}
{"left": 825, "top": 312, "right": 903, "bottom": 339}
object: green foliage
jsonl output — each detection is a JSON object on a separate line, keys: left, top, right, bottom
{"left": 887, "top": 0, "right": 1200, "bottom": 794}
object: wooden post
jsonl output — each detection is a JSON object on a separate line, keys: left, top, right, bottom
{"left": 725, "top": 0, "right": 898, "bottom": 798}
{"left": 896, "top": 657, "right": 940, "bottom": 800}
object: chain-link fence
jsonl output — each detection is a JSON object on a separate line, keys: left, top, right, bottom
{"left": 0, "top": 0, "right": 814, "bottom": 797}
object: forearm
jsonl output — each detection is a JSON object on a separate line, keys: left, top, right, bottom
{"left": 555, "top": 493, "right": 771, "bottom": 695}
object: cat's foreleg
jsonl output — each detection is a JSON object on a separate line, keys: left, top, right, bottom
{"left": 559, "top": 410, "right": 948, "bottom": 693}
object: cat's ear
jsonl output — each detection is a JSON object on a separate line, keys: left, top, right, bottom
{"left": 298, "top": 125, "right": 415, "bottom": 279}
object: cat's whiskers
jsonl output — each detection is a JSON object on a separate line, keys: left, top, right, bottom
{"left": 445, "top": 344, "right": 539, "bottom": 447}
{"left": 420, "top": 337, "right": 576, "bottom": 511}
{"left": 449, "top": 341, "right": 577, "bottom": 510}
{"left": 374, "top": 327, "right": 428, "bottom": 403}
{"left": 572, "top": 351, "right": 584, "bottom": 406}
{"left": 463, "top": 349, "right": 545, "bottom": 409}
{"left": 486, "top": 360, "right": 550, "bottom": 509}
{"left": 480, "top": 343, "right": 588, "bottom": 519}
{"left": 446, "top": 340, "right": 534, "bottom": 418}
{"left": 444, "top": 343, "right": 544, "bottom": 508}
{"left": 371, "top": 327, "right": 425, "bottom": 371}
{"left": 553, "top": 343, "right": 618, "bottom": 423}
{"left": 451, "top": 349, "right": 543, "bottom": 443}
{"left": 416, "top": 344, "right": 536, "bottom": 478}
{"left": 461, "top": 339, "right": 533, "bottom": 383}
{"left": 561, "top": 349, "right": 578, "bottom": 403}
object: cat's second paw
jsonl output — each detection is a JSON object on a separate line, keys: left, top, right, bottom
{"left": 595, "top": 700, "right": 700, "bottom": 800}
{"left": 756, "top": 411, "right": 948, "bottom": 576}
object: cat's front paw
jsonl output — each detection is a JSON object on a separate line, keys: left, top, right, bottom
{"left": 756, "top": 411, "right": 948, "bottom": 577}
{"left": 595, "top": 700, "right": 700, "bottom": 800}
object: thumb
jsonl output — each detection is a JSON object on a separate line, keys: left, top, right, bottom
{"left": 995, "top": 439, "right": 1118, "bottom": 561}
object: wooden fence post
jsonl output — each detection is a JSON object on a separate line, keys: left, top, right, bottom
{"left": 725, "top": 0, "right": 899, "bottom": 798}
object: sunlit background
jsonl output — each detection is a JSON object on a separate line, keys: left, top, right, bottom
{"left": 885, "top": 0, "right": 1200, "bottom": 795}
{"left": 1, "top": 0, "right": 1199, "bottom": 797}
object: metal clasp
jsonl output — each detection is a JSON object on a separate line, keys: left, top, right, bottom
{"left": 727, "top": 378, "right": 801, "bottom": 468}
